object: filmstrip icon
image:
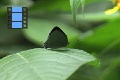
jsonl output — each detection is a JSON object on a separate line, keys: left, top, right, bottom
{"left": 7, "top": 7, "right": 28, "bottom": 29}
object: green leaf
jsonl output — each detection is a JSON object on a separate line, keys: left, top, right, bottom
{"left": 77, "top": 12, "right": 119, "bottom": 21}
{"left": 88, "top": 58, "right": 100, "bottom": 68}
{"left": 99, "top": 57, "right": 120, "bottom": 80}
{"left": 79, "top": 18, "right": 120, "bottom": 53}
{"left": 0, "top": 48, "right": 95, "bottom": 80}
{"left": 9, "top": 0, "right": 33, "bottom": 7}
{"left": 0, "top": 15, "right": 22, "bottom": 44}
{"left": 22, "top": 19, "right": 80, "bottom": 46}
{"left": 81, "top": 0, "right": 85, "bottom": 17}
{"left": 30, "top": 0, "right": 70, "bottom": 11}
{"left": 70, "top": 0, "right": 83, "bottom": 25}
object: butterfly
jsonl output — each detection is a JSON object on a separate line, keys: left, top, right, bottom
{"left": 44, "top": 26, "right": 69, "bottom": 49}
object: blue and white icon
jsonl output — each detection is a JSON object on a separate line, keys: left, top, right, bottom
{"left": 7, "top": 7, "right": 28, "bottom": 29}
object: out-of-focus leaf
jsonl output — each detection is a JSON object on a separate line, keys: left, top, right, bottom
{"left": 98, "top": 57, "right": 120, "bottom": 80}
{"left": 79, "top": 18, "right": 120, "bottom": 52}
{"left": 0, "top": 44, "right": 36, "bottom": 57}
{"left": 0, "top": 15, "right": 22, "bottom": 44}
{"left": 70, "top": 0, "right": 81, "bottom": 25}
{"left": 22, "top": 19, "right": 81, "bottom": 47}
{"left": 0, "top": 0, "right": 33, "bottom": 15}
{"left": 9, "top": 0, "right": 33, "bottom": 7}
{"left": 30, "top": 0, "right": 70, "bottom": 11}
{"left": 88, "top": 58, "right": 100, "bottom": 68}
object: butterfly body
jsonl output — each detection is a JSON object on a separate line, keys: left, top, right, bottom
{"left": 44, "top": 26, "right": 69, "bottom": 49}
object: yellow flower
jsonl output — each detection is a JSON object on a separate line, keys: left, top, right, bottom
{"left": 105, "top": 0, "right": 120, "bottom": 15}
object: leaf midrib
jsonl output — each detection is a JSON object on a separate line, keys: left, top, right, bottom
{"left": 16, "top": 53, "right": 44, "bottom": 80}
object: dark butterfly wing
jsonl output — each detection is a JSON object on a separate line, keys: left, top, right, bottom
{"left": 44, "top": 26, "right": 68, "bottom": 49}
{"left": 49, "top": 26, "right": 66, "bottom": 36}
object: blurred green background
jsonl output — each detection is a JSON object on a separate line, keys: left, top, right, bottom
{"left": 0, "top": 0, "right": 120, "bottom": 80}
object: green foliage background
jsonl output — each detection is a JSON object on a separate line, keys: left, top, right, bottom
{"left": 0, "top": 0, "right": 120, "bottom": 80}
